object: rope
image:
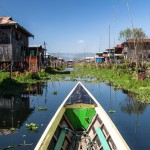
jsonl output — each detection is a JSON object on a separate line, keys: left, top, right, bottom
{"left": 63, "top": 127, "right": 78, "bottom": 137}
{"left": 64, "top": 127, "right": 97, "bottom": 150}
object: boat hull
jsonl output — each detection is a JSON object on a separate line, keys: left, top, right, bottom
{"left": 35, "top": 82, "right": 130, "bottom": 150}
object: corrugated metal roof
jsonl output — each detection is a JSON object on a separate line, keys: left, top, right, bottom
{"left": 115, "top": 44, "right": 123, "bottom": 48}
{"left": 0, "top": 16, "right": 16, "bottom": 24}
{"left": 0, "top": 16, "right": 33, "bottom": 37}
{"left": 29, "top": 45, "right": 42, "bottom": 48}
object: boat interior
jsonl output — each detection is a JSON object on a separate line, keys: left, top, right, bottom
{"left": 47, "top": 105, "right": 117, "bottom": 150}
{"left": 47, "top": 83, "right": 116, "bottom": 150}
{"left": 35, "top": 83, "right": 129, "bottom": 150}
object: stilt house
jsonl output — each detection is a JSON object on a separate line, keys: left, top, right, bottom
{"left": 0, "top": 16, "right": 33, "bottom": 70}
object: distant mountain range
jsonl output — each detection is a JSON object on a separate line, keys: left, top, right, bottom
{"left": 50, "top": 52, "right": 95, "bottom": 60}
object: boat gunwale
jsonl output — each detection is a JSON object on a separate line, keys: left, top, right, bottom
{"left": 34, "top": 81, "right": 130, "bottom": 150}
{"left": 34, "top": 82, "right": 82, "bottom": 150}
{"left": 78, "top": 82, "right": 130, "bottom": 150}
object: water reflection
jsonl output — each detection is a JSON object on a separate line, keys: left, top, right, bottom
{"left": 0, "top": 82, "right": 48, "bottom": 136}
{"left": 0, "top": 81, "right": 150, "bottom": 150}
{"left": 93, "top": 82, "right": 150, "bottom": 150}
{"left": 24, "top": 82, "right": 47, "bottom": 96}
{"left": 120, "top": 96, "right": 147, "bottom": 115}
{"left": 119, "top": 94, "right": 148, "bottom": 150}
{"left": 0, "top": 95, "right": 34, "bottom": 135}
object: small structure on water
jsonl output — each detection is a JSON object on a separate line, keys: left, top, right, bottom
{"left": 95, "top": 52, "right": 105, "bottom": 63}
{"left": 26, "top": 45, "right": 45, "bottom": 71}
{"left": 66, "top": 60, "right": 74, "bottom": 67}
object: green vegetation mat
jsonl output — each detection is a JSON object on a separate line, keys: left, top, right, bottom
{"left": 1, "top": 63, "right": 150, "bottom": 102}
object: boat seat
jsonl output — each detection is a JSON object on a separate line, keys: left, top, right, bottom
{"left": 96, "top": 128, "right": 111, "bottom": 150}
{"left": 54, "top": 128, "right": 67, "bottom": 150}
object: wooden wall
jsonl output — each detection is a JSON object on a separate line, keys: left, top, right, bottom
{"left": 0, "top": 27, "right": 29, "bottom": 63}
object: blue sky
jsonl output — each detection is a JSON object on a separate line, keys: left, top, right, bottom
{"left": 0, "top": 0, "right": 150, "bottom": 53}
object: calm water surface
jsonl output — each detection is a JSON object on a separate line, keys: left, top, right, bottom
{"left": 0, "top": 81, "right": 150, "bottom": 150}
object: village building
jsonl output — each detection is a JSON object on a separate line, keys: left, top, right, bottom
{"left": 47, "top": 55, "right": 58, "bottom": 68}
{"left": 114, "top": 44, "right": 123, "bottom": 54}
{"left": 95, "top": 46, "right": 125, "bottom": 64}
{"left": 114, "top": 44, "right": 124, "bottom": 61}
{"left": 0, "top": 16, "right": 33, "bottom": 70}
{"left": 66, "top": 59, "right": 74, "bottom": 67}
{"left": 27, "top": 45, "right": 45, "bottom": 71}
{"left": 85, "top": 57, "right": 95, "bottom": 63}
{"left": 122, "top": 39, "right": 150, "bottom": 62}
{"left": 95, "top": 52, "right": 105, "bottom": 63}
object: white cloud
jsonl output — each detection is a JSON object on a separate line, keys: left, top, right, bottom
{"left": 77, "top": 40, "right": 85, "bottom": 43}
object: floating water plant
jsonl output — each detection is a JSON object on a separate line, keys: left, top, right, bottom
{"left": 2, "top": 145, "right": 16, "bottom": 149}
{"left": 38, "top": 107, "right": 48, "bottom": 111}
{"left": 26, "top": 123, "right": 38, "bottom": 132}
{"left": 109, "top": 109, "right": 116, "bottom": 113}
{"left": 10, "top": 128, "right": 15, "bottom": 133}
{"left": 52, "top": 91, "right": 58, "bottom": 95}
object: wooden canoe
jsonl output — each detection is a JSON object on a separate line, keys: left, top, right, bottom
{"left": 35, "top": 82, "right": 130, "bottom": 150}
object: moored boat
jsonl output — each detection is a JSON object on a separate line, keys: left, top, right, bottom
{"left": 35, "top": 82, "right": 130, "bottom": 150}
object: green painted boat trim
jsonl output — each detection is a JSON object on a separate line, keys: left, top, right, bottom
{"left": 54, "top": 128, "right": 67, "bottom": 150}
{"left": 65, "top": 108, "right": 96, "bottom": 130}
{"left": 96, "top": 128, "right": 111, "bottom": 150}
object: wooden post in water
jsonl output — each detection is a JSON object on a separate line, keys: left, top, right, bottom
{"left": 10, "top": 27, "right": 13, "bottom": 79}
{"left": 43, "top": 41, "right": 47, "bottom": 66}
{"left": 36, "top": 45, "right": 38, "bottom": 71}
{"left": 109, "top": 25, "right": 111, "bottom": 66}
{"left": 10, "top": 61, "right": 13, "bottom": 79}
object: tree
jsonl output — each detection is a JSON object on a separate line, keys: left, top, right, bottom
{"left": 118, "top": 28, "right": 147, "bottom": 77}
{"left": 118, "top": 28, "right": 132, "bottom": 42}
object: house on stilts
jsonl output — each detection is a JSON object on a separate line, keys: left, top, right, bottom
{"left": 0, "top": 16, "right": 34, "bottom": 71}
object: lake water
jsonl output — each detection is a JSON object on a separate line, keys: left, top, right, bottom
{"left": 0, "top": 81, "right": 150, "bottom": 150}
